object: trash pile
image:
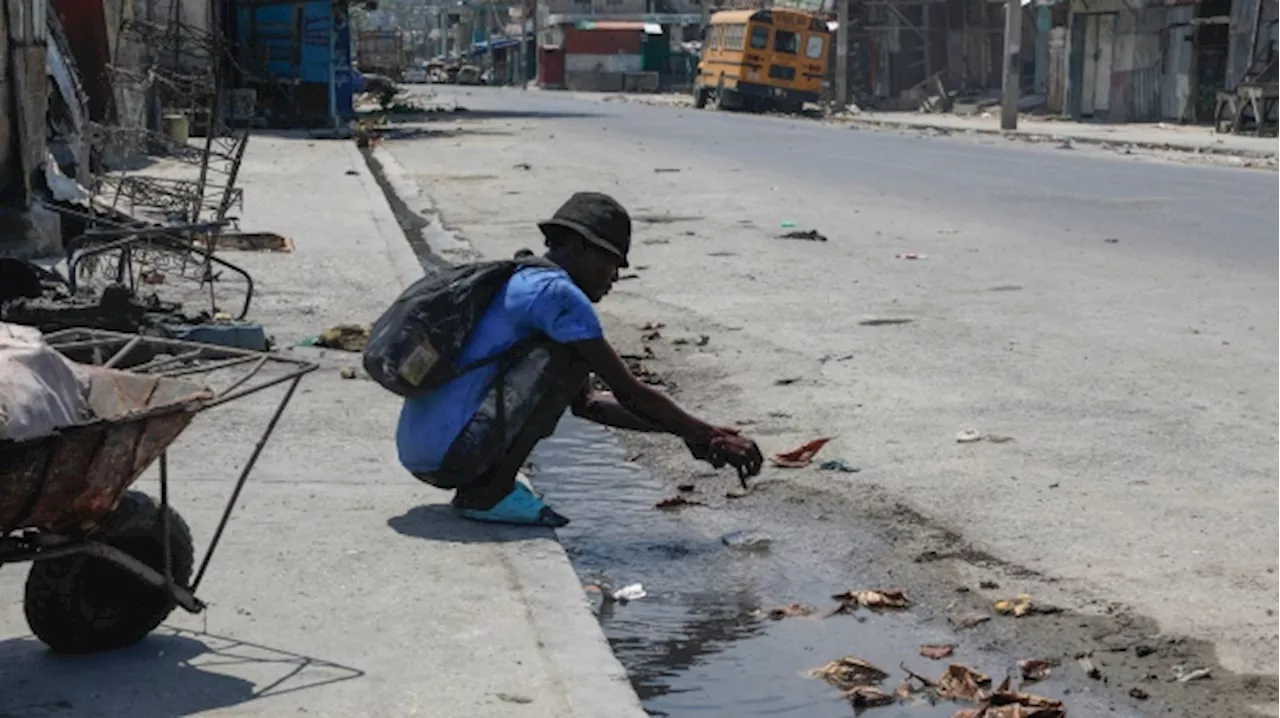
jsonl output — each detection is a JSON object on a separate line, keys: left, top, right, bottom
{"left": 810, "top": 654, "right": 1067, "bottom": 716}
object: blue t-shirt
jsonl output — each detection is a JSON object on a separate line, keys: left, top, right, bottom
{"left": 395, "top": 266, "right": 604, "bottom": 473}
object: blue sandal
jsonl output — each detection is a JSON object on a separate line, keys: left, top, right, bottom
{"left": 457, "top": 483, "right": 570, "bottom": 528}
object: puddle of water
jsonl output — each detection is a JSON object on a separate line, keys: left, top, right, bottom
{"left": 531, "top": 417, "right": 1137, "bottom": 718}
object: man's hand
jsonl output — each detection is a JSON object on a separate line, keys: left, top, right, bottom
{"left": 686, "top": 427, "right": 763, "bottom": 486}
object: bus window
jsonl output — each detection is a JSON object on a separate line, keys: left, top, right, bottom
{"left": 723, "top": 24, "right": 745, "bottom": 51}
{"left": 804, "top": 34, "right": 825, "bottom": 59}
{"left": 773, "top": 29, "right": 799, "bottom": 54}
{"left": 749, "top": 25, "right": 769, "bottom": 50}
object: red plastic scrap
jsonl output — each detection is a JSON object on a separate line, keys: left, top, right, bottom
{"left": 771, "top": 437, "right": 832, "bottom": 468}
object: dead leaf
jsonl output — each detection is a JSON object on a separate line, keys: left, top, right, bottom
{"left": 1128, "top": 687, "right": 1149, "bottom": 700}
{"left": 676, "top": 483, "right": 696, "bottom": 492}
{"left": 316, "top": 324, "right": 371, "bottom": 352}
{"left": 936, "top": 664, "right": 992, "bottom": 702}
{"left": 766, "top": 603, "right": 815, "bottom": 620}
{"left": 772, "top": 437, "right": 833, "bottom": 468}
{"left": 809, "top": 657, "right": 890, "bottom": 690}
{"left": 831, "top": 588, "right": 911, "bottom": 611}
{"left": 654, "top": 495, "right": 705, "bottom": 510}
{"left": 844, "top": 685, "right": 895, "bottom": 708}
{"left": 949, "top": 612, "right": 992, "bottom": 629}
{"left": 921, "top": 644, "right": 956, "bottom": 660}
{"left": 1018, "top": 659, "right": 1055, "bottom": 682}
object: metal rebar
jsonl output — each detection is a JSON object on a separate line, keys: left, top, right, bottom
{"left": 103, "top": 335, "right": 143, "bottom": 369}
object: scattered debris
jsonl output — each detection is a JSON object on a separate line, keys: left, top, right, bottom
{"left": 611, "top": 583, "right": 647, "bottom": 602}
{"left": 641, "top": 330, "right": 662, "bottom": 342}
{"left": 774, "top": 376, "right": 801, "bottom": 385}
{"left": 195, "top": 232, "right": 294, "bottom": 252}
{"left": 720, "top": 530, "right": 773, "bottom": 551}
{"left": 653, "top": 167, "right": 681, "bottom": 173}
{"left": 339, "top": 366, "right": 358, "bottom": 380}
{"left": 987, "top": 434, "right": 1016, "bottom": 444}
{"left": 949, "top": 612, "right": 992, "bottom": 630}
{"left": 1134, "top": 644, "right": 1156, "bottom": 658}
{"left": 956, "top": 429, "right": 984, "bottom": 443}
{"left": 1128, "top": 687, "right": 1149, "bottom": 700}
{"left": 809, "top": 657, "right": 890, "bottom": 690}
{"left": 513, "top": 162, "right": 532, "bottom": 170}
{"left": 495, "top": 692, "right": 534, "bottom": 704}
{"left": 994, "top": 594, "right": 1062, "bottom": 617}
{"left": 832, "top": 588, "right": 911, "bottom": 612}
{"left": 896, "top": 252, "right": 928, "bottom": 260}
{"left": 761, "top": 603, "right": 815, "bottom": 620}
{"left": 141, "top": 270, "right": 166, "bottom": 285}
{"left": 979, "top": 580, "right": 1000, "bottom": 589}
{"left": 639, "top": 321, "right": 665, "bottom": 331}
{"left": 777, "top": 229, "right": 828, "bottom": 242}
{"left": 725, "top": 488, "right": 751, "bottom": 499}
{"left": 1172, "top": 665, "right": 1212, "bottom": 683}
{"left": 845, "top": 685, "right": 895, "bottom": 708}
{"left": 771, "top": 437, "right": 832, "bottom": 468}
{"left": 859, "top": 318, "right": 913, "bottom": 326}
{"left": 1076, "top": 653, "right": 1102, "bottom": 680}
{"left": 818, "top": 459, "right": 860, "bottom": 473}
{"left": 655, "top": 495, "right": 705, "bottom": 511}
{"left": 1104, "top": 237, "right": 1119, "bottom": 244}
{"left": 676, "top": 483, "right": 696, "bottom": 492}
{"left": 1018, "top": 659, "right": 1055, "bottom": 682}
{"left": 314, "top": 324, "right": 371, "bottom": 352}
{"left": 780, "top": 220, "right": 797, "bottom": 228}
{"left": 920, "top": 644, "right": 956, "bottom": 660}
{"left": 936, "top": 663, "right": 992, "bottom": 701}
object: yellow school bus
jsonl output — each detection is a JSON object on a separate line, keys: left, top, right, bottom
{"left": 694, "top": 7, "right": 830, "bottom": 113}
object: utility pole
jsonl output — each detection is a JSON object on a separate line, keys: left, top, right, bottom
{"left": 1000, "top": 0, "right": 1020, "bottom": 130}
{"left": 835, "top": 0, "right": 848, "bottom": 110}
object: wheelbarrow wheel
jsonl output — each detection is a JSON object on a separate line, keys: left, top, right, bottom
{"left": 23, "top": 491, "right": 194, "bottom": 654}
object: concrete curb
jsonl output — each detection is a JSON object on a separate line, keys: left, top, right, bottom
{"left": 345, "top": 142, "right": 649, "bottom": 718}
{"left": 836, "top": 116, "right": 1279, "bottom": 160}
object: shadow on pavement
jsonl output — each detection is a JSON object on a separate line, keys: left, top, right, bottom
{"left": 0, "top": 628, "right": 364, "bottom": 716}
{"left": 388, "top": 503, "right": 554, "bottom": 544}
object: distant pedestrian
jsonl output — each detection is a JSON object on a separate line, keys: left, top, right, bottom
{"left": 395, "top": 192, "right": 762, "bottom": 526}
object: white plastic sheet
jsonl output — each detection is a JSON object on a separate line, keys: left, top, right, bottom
{"left": 0, "top": 323, "right": 90, "bottom": 441}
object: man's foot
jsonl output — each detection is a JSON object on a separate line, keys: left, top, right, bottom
{"left": 456, "top": 483, "right": 570, "bottom": 528}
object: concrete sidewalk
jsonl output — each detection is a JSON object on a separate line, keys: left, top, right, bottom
{"left": 0, "top": 135, "right": 645, "bottom": 718}
{"left": 834, "top": 110, "right": 1279, "bottom": 158}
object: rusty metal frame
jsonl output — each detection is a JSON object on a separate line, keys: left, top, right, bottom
{"left": 0, "top": 330, "right": 317, "bottom": 614}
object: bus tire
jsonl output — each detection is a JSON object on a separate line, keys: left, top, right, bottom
{"left": 715, "top": 87, "right": 735, "bottom": 111}
{"left": 693, "top": 86, "right": 710, "bottom": 109}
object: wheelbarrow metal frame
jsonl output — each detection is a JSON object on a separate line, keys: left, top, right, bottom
{"left": 0, "top": 329, "right": 318, "bottom": 614}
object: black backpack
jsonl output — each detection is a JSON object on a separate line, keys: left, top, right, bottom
{"left": 362, "top": 252, "right": 557, "bottom": 398}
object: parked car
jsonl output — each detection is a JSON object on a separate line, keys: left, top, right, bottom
{"left": 456, "top": 64, "right": 485, "bottom": 86}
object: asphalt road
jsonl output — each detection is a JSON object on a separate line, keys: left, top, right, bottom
{"left": 438, "top": 86, "right": 1277, "bottom": 269}
{"left": 383, "top": 84, "right": 1278, "bottom": 713}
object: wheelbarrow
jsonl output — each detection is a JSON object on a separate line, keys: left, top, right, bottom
{"left": 0, "top": 328, "right": 316, "bottom": 653}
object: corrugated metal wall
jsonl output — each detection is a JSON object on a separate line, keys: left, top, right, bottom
{"left": 565, "top": 52, "right": 642, "bottom": 72}
{"left": 564, "top": 27, "right": 642, "bottom": 54}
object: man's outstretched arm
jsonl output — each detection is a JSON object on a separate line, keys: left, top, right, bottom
{"left": 571, "top": 382, "right": 667, "bottom": 433}
{"left": 568, "top": 337, "right": 763, "bottom": 478}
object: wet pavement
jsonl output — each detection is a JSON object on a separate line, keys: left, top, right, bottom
{"left": 529, "top": 418, "right": 1137, "bottom": 718}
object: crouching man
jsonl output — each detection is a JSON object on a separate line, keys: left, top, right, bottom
{"left": 394, "top": 192, "right": 762, "bottom": 527}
